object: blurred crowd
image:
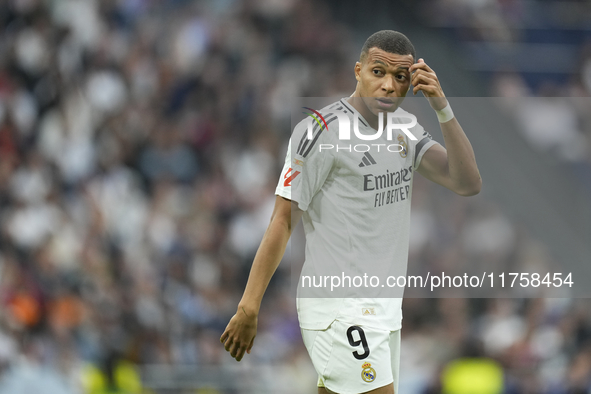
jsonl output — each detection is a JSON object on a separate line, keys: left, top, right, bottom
{"left": 420, "top": 0, "right": 591, "bottom": 168}
{"left": 0, "top": 0, "right": 589, "bottom": 393}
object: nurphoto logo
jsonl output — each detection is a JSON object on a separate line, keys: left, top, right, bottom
{"left": 302, "top": 107, "right": 418, "bottom": 153}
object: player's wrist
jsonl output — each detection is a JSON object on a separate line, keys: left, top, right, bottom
{"left": 435, "top": 102, "right": 454, "bottom": 123}
{"left": 237, "top": 303, "right": 260, "bottom": 318}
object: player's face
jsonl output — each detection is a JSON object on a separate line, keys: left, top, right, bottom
{"left": 354, "top": 48, "right": 413, "bottom": 115}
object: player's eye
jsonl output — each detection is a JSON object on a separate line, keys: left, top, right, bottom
{"left": 396, "top": 74, "right": 407, "bottom": 81}
{"left": 372, "top": 69, "right": 383, "bottom": 76}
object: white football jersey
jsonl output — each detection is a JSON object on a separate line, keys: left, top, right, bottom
{"left": 276, "top": 98, "right": 438, "bottom": 331}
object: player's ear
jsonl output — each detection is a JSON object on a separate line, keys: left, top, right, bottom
{"left": 354, "top": 62, "right": 361, "bottom": 82}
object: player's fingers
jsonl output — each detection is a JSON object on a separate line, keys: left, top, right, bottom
{"left": 413, "top": 84, "right": 439, "bottom": 95}
{"left": 246, "top": 337, "right": 255, "bottom": 354}
{"left": 412, "top": 76, "right": 437, "bottom": 92}
{"left": 229, "top": 340, "right": 241, "bottom": 358}
{"left": 411, "top": 59, "right": 425, "bottom": 72}
{"left": 224, "top": 336, "right": 234, "bottom": 351}
{"left": 235, "top": 345, "right": 247, "bottom": 362}
{"left": 412, "top": 74, "right": 439, "bottom": 88}
{"left": 413, "top": 83, "right": 432, "bottom": 94}
{"left": 415, "top": 67, "right": 436, "bottom": 75}
{"left": 220, "top": 330, "right": 229, "bottom": 344}
{"left": 411, "top": 69, "right": 437, "bottom": 82}
{"left": 412, "top": 74, "right": 437, "bottom": 87}
{"left": 410, "top": 61, "right": 434, "bottom": 74}
{"left": 411, "top": 74, "right": 436, "bottom": 89}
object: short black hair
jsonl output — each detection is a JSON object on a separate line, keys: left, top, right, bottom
{"left": 360, "top": 30, "right": 415, "bottom": 62}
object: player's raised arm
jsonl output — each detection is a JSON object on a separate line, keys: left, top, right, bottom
{"left": 411, "top": 58, "right": 482, "bottom": 196}
{"left": 220, "top": 195, "right": 303, "bottom": 362}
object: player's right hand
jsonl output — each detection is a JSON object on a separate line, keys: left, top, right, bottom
{"left": 220, "top": 307, "right": 258, "bottom": 362}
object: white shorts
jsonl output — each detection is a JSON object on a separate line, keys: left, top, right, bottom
{"left": 301, "top": 320, "right": 400, "bottom": 394}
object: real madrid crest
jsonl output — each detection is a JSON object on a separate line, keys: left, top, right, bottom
{"left": 397, "top": 134, "right": 407, "bottom": 158}
{"left": 361, "top": 362, "right": 376, "bottom": 383}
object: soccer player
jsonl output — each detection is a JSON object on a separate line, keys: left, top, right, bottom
{"left": 220, "top": 30, "right": 481, "bottom": 394}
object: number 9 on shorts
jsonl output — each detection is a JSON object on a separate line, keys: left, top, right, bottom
{"left": 301, "top": 320, "right": 401, "bottom": 394}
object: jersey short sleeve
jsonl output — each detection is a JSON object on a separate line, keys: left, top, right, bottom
{"left": 275, "top": 119, "right": 336, "bottom": 211}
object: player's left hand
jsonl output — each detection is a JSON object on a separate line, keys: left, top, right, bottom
{"left": 220, "top": 307, "right": 258, "bottom": 362}
{"left": 410, "top": 58, "right": 448, "bottom": 111}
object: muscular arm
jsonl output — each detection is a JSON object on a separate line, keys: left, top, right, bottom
{"left": 220, "top": 195, "right": 304, "bottom": 361}
{"left": 410, "top": 58, "right": 482, "bottom": 196}
{"left": 417, "top": 117, "right": 481, "bottom": 196}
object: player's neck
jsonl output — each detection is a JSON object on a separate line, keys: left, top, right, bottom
{"left": 347, "top": 96, "right": 381, "bottom": 130}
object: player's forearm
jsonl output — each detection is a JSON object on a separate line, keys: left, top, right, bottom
{"left": 440, "top": 117, "right": 482, "bottom": 196}
{"left": 237, "top": 215, "right": 292, "bottom": 316}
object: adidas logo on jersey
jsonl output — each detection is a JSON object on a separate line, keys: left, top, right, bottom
{"left": 362, "top": 307, "right": 376, "bottom": 316}
{"left": 358, "top": 152, "right": 377, "bottom": 167}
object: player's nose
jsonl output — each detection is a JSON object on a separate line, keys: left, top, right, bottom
{"left": 381, "top": 76, "right": 395, "bottom": 94}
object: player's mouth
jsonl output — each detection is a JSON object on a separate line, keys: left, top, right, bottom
{"left": 375, "top": 98, "right": 396, "bottom": 109}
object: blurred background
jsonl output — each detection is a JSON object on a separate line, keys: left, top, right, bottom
{"left": 0, "top": 0, "right": 590, "bottom": 393}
